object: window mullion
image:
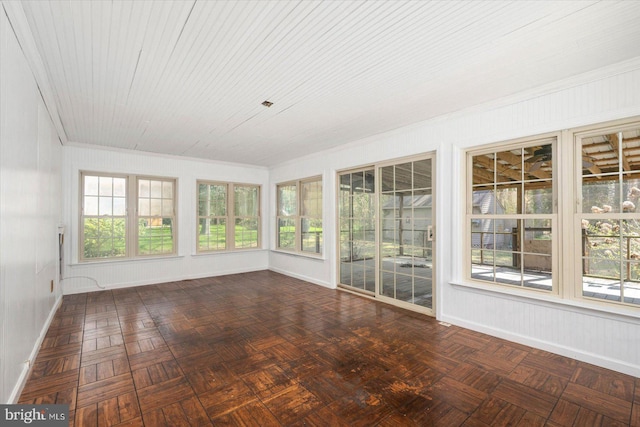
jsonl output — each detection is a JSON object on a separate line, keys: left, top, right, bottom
{"left": 130, "top": 175, "right": 137, "bottom": 258}
{"left": 228, "top": 183, "right": 235, "bottom": 250}
{"left": 296, "top": 181, "right": 302, "bottom": 252}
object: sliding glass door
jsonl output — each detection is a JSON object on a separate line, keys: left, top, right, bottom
{"left": 337, "top": 155, "right": 435, "bottom": 314}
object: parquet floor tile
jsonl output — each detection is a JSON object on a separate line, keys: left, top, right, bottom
{"left": 199, "top": 378, "right": 259, "bottom": 419}
{"left": 17, "top": 271, "right": 640, "bottom": 426}
{"left": 561, "top": 381, "right": 632, "bottom": 423}
{"left": 571, "top": 363, "right": 636, "bottom": 402}
{"left": 76, "top": 373, "right": 136, "bottom": 408}
{"left": 490, "top": 378, "right": 557, "bottom": 419}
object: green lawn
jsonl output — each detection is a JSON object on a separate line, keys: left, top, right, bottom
{"left": 83, "top": 220, "right": 283, "bottom": 257}
{"left": 277, "top": 225, "right": 323, "bottom": 252}
{"left": 139, "top": 225, "right": 173, "bottom": 255}
{"left": 198, "top": 224, "right": 259, "bottom": 250}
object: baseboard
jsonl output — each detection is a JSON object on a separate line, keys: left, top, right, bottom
{"left": 62, "top": 266, "right": 268, "bottom": 295}
{"left": 8, "top": 295, "right": 63, "bottom": 403}
{"left": 268, "top": 267, "right": 334, "bottom": 289}
{"left": 440, "top": 313, "right": 640, "bottom": 378}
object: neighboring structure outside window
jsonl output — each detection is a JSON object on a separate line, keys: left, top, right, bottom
{"left": 80, "top": 172, "right": 176, "bottom": 260}
{"left": 466, "top": 117, "right": 640, "bottom": 309}
{"left": 277, "top": 177, "right": 323, "bottom": 255}
{"left": 197, "top": 181, "right": 260, "bottom": 252}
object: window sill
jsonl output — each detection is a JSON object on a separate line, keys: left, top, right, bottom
{"left": 270, "top": 249, "right": 325, "bottom": 261}
{"left": 450, "top": 279, "right": 640, "bottom": 322}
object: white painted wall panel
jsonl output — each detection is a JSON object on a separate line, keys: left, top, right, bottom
{"left": 61, "top": 146, "right": 270, "bottom": 294}
{"left": 444, "top": 288, "right": 640, "bottom": 375}
{"left": 269, "top": 58, "right": 640, "bottom": 376}
{"left": 0, "top": 7, "right": 63, "bottom": 403}
{"left": 34, "top": 101, "right": 62, "bottom": 339}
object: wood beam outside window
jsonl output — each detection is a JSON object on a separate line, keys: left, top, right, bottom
{"left": 607, "top": 133, "right": 631, "bottom": 171}
{"left": 473, "top": 155, "right": 521, "bottom": 182}
{"left": 496, "top": 151, "right": 551, "bottom": 180}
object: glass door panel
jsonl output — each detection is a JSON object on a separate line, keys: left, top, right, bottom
{"left": 379, "top": 158, "right": 434, "bottom": 309}
{"left": 338, "top": 169, "right": 376, "bottom": 293}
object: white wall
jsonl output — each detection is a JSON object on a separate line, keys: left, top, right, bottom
{"left": 61, "top": 145, "right": 270, "bottom": 294}
{"left": 0, "top": 8, "right": 64, "bottom": 403}
{"left": 269, "top": 58, "right": 640, "bottom": 377}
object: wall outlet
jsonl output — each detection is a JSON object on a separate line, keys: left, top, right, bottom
{"left": 50, "top": 279, "right": 54, "bottom": 293}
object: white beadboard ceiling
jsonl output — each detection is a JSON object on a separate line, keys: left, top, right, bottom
{"left": 14, "top": 0, "right": 640, "bottom": 166}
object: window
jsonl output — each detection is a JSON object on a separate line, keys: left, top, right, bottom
{"left": 81, "top": 174, "right": 128, "bottom": 259}
{"left": 277, "top": 177, "right": 323, "bottom": 255}
{"left": 81, "top": 172, "right": 176, "bottom": 260}
{"left": 197, "top": 182, "right": 227, "bottom": 251}
{"left": 277, "top": 183, "right": 297, "bottom": 251}
{"left": 137, "top": 177, "right": 176, "bottom": 255}
{"left": 234, "top": 184, "right": 260, "bottom": 249}
{"left": 466, "top": 117, "right": 640, "bottom": 309}
{"left": 467, "top": 137, "right": 556, "bottom": 293}
{"left": 197, "top": 181, "right": 260, "bottom": 252}
{"left": 577, "top": 122, "right": 640, "bottom": 306}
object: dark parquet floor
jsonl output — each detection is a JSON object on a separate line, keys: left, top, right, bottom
{"left": 18, "top": 271, "right": 640, "bottom": 426}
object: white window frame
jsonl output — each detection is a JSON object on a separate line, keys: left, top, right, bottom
{"left": 196, "top": 180, "right": 261, "bottom": 252}
{"left": 463, "top": 117, "right": 640, "bottom": 312}
{"left": 232, "top": 183, "right": 261, "bottom": 250}
{"left": 276, "top": 181, "right": 298, "bottom": 252}
{"left": 197, "top": 181, "right": 229, "bottom": 252}
{"left": 465, "top": 134, "right": 559, "bottom": 296}
{"left": 572, "top": 118, "right": 640, "bottom": 309}
{"left": 276, "top": 176, "right": 323, "bottom": 255}
{"left": 79, "top": 172, "right": 177, "bottom": 262}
